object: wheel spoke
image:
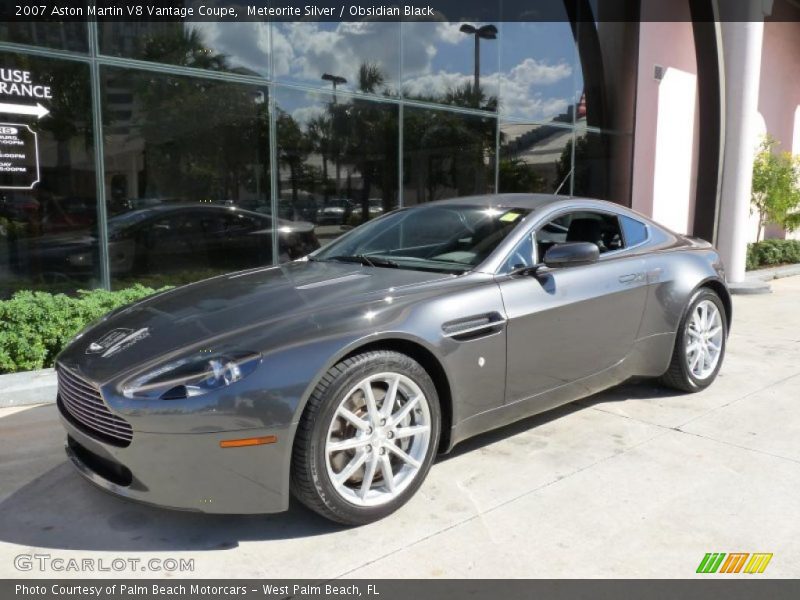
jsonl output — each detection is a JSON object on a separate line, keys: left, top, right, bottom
{"left": 360, "top": 455, "right": 378, "bottom": 499}
{"left": 393, "top": 424, "right": 429, "bottom": 440}
{"left": 386, "top": 443, "right": 421, "bottom": 468}
{"left": 379, "top": 454, "right": 396, "bottom": 494}
{"left": 707, "top": 326, "right": 722, "bottom": 338}
{"left": 361, "top": 381, "right": 379, "bottom": 425}
{"left": 690, "top": 349, "right": 702, "bottom": 372}
{"left": 381, "top": 375, "right": 400, "bottom": 418}
{"left": 328, "top": 437, "right": 370, "bottom": 453}
{"left": 337, "top": 407, "right": 369, "bottom": 431}
{"left": 390, "top": 394, "right": 421, "bottom": 426}
{"left": 335, "top": 451, "right": 367, "bottom": 485}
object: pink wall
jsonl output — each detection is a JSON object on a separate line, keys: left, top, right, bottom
{"left": 759, "top": 22, "right": 800, "bottom": 151}
{"left": 757, "top": 19, "right": 800, "bottom": 240}
{"left": 631, "top": 10, "right": 699, "bottom": 233}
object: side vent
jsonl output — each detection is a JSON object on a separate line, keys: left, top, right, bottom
{"left": 442, "top": 312, "right": 506, "bottom": 341}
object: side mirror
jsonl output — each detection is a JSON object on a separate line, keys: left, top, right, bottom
{"left": 543, "top": 242, "right": 599, "bottom": 268}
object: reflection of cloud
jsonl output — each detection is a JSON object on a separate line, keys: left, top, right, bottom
{"left": 508, "top": 58, "right": 572, "bottom": 86}
{"left": 272, "top": 22, "right": 401, "bottom": 88}
{"left": 268, "top": 20, "right": 572, "bottom": 121}
{"left": 290, "top": 104, "right": 327, "bottom": 127}
{"left": 404, "top": 58, "right": 573, "bottom": 121}
{"left": 435, "top": 22, "right": 468, "bottom": 44}
{"left": 190, "top": 22, "right": 269, "bottom": 76}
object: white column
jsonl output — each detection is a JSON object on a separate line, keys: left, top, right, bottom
{"left": 716, "top": 21, "right": 765, "bottom": 283}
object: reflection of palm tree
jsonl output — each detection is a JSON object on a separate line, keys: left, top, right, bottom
{"left": 282, "top": 61, "right": 497, "bottom": 219}
{"left": 356, "top": 63, "right": 386, "bottom": 94}
{"left": 404, "top": 107, "right": 494, "bottom": 202}
{"left": 403, "top": 81, "right": 498, "bottom": 112}
{"left": 134, "top": 29, "right": 269, "bottom": 206}
{"left": 141, "top": 27, "right": 228, "bottom": 70}
{"left": 276, "top": 110, "right": 311, "bottom": 203}
{"left": 444, "top": 82, "right": 497, "bottom": 112}
{"left": 340, "top": 64, "right": 397, "bottom": 222}
{"left": 306, "top": 115, "right": 332, "bottom": 200}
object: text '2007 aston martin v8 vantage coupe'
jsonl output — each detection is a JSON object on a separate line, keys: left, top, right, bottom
{"left": 56, "top": 194, "right": 731, "bottom": 525}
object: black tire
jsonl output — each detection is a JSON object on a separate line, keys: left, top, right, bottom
{"left": 659, "top": 287, "right": 728, "bottom": 393}
{"left": 291, "top": 350, "right": 441, "bottom": 525}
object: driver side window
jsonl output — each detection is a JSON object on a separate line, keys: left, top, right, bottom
{"left": 535, "top": 211, "right": 624, "bottom": 260}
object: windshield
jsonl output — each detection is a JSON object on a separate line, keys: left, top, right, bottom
{"left": 313, "top": 204, "right": 530, "bottom": 273}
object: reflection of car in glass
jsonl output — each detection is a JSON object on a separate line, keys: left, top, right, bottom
{"left": 41, "top": 196, "right": 98, "bottom": 234}
{"left": 0, "top": 193, "right": 39, "bottom": 231}
{"left": 277, "top": 190, "right": 320, "bottom": 224}
{"left": 317, "top": 198, "right": 353, "bottom": 225}
{"left": 347, "top": 198, "right": 387, "bottom": 226}
{"left": 368, "top": 198, "right": 384, "bottom": 218}
{"left": 30, "top": 204, "right": 319, "bottom": 276}
{"left": 57, "top": 195, "right": 730, "bottom": 526}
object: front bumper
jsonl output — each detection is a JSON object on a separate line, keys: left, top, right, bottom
{"left": 59, "top": 405, "right": 294, "bottom": 514}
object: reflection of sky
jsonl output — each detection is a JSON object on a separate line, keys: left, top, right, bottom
{"left": 189, "top": 21, "right": 270, "bottom": 76}
{"left": 189, "top": 21, "right": 580, "bottom": 125}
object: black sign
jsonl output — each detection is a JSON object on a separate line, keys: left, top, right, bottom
{"left": 0, "top": 123, "right": 39, "bottom": 190}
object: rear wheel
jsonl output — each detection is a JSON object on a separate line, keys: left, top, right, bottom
{"left": 291, "top": 350, "right": 440, "bottom": 525}
{"left": 659, "top": 288, "right": 727, "bottom": 392}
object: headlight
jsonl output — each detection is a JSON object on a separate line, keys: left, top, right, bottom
{"left": 122, "top": 351, "right": 261, "bottom": 400}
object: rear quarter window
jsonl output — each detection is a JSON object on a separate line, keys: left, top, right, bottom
{"left": 620, "top": 216, "right": 648, "bottom": 247}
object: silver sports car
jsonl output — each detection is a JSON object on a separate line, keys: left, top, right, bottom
{"left": 56, "top": 194, "right": 730, "bottom": 525}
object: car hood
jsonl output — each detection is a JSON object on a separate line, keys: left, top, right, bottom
{"left": 58, "top": 260, "right": 455, "bottom": 383}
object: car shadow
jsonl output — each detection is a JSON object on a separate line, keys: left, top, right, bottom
{"left": 0, "top": 405, "right": 341, "bottom": 552}
{"left": 0, "top": 459, "right": 342, "bottom": 551}
{"left": 0, "top": 378, "right": 682, "bottom": 552}
{"left": 438, "top": 377, "right": 681, "bottom": 461}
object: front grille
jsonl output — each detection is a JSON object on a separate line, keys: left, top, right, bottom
{"left": 57, "top": 366, "right": 133, "bottom": 447}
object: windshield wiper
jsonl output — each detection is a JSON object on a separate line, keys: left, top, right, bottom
{"left": 326, "top": 254, "right": 399, "bottom": 268}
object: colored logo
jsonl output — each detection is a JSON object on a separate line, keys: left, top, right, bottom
{"left": 697, "top": 553, "right": 773, "bottom": 574}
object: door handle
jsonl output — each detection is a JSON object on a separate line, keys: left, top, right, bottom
{"left": 618, "top": 274, "right": 636, "bottom": 283}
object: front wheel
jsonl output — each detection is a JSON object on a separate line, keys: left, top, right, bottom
{"left": 291, "top": 350, "right": 441, "bottom": 525}
{"left": 659, "top": 288, "right": 727, "bottom": 392}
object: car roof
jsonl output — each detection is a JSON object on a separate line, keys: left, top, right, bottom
{"left": 424, "top": 193, "right": 640, "bottom": 213}
{"left": 115, "top": 203, "right": 270, "bottom": 220}
{"left": 426, "top": 193, "right": 558, "bottom": 210}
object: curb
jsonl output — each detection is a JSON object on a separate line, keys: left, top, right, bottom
{"left": 0, "top": 368, "right": 56, "bottom": 407}
{"left": 746, "top": 263, "right": 800, "bottom": 282}
{"left": 729, "top": 280, "right": 771, "bottom": 295}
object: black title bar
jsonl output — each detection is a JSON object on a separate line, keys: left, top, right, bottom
{"left": 2, "top": 0, "right": 799, "bottom": 22}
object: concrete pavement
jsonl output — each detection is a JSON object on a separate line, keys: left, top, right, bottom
{"left": 0, "top": 277, "right": 798, "bottom": 579}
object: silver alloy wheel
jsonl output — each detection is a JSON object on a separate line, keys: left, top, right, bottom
{"left": 325, "top": 372, "right": 431, "bottom": 507}
{"left": 685, "top": 299, "right": 724, "bottom": 380}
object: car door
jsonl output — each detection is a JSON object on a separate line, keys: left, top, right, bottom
{"left": 141, "top": 211, "right": 200, "bottom": 271}
{"left": 498, "top": 209, "right": 649, "bottom": 406}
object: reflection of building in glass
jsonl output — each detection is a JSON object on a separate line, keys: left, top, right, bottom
{"left": 1, "top": 0, "right": 799, "bottom": 296}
